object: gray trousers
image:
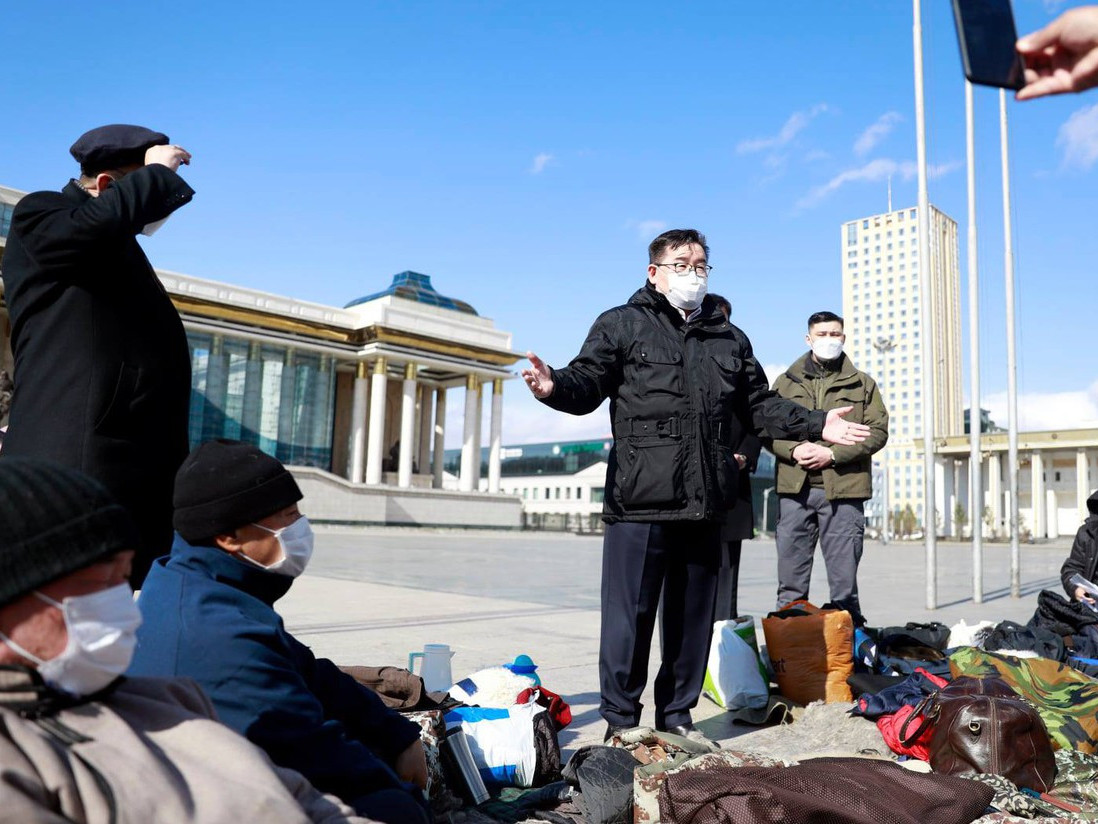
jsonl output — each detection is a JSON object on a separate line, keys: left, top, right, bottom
{"left": 775, "top": 486, "right": 865, "bottom": 612}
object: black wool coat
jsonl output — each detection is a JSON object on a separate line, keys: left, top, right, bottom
{"left": 1061, "top": 491, "right": 1098, "bottom": 598}
{"left": 1, "top": 165, "right": 194, "bottom": 584}
{"left": 542, "top": 284, "right": 824, "bottom": 523}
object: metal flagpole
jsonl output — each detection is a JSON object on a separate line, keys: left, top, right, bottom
{"left": 914, "top": 0, "right": 938, "bottom": 609}
{"left": 966, "top": 81, "right": 984, "bottom": 603}
{"left": 1000, "top": 89, "right": 1021, "bottom": 597}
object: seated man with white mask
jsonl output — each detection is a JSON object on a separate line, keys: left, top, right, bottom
{"left": 0, "top": 457, "right": 376, "bottom": 823}
{"left": 129, "top": 439, "right": 429, "bottom": 824}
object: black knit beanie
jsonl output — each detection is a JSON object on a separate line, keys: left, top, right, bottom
{"left": 172, "top": 439, "right": 302, "bottom": 544}
{"left": 0, "top": 458, "right": 138, "bottom": 608}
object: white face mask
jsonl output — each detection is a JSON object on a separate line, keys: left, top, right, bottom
{"left": 140, "top": 215, "right": 171, "bottom": 236}
{"left": 244, "top": 516, "right": 314, "bottom": 578}
{"left": 0, "top": 583, "right": 141, "bottom": 697}
{"left": 811, "top": 337, "right": 844, "bottom": 361}
{"left": 665, "top": 272, "right": 708, "bottom": 312}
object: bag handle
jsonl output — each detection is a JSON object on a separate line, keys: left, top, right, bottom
{"left": 898, "top": 692, "right": 941, "bottom": 746}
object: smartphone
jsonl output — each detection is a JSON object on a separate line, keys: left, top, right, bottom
{"left": 950, "top": 0, "right": 1026, "bottom": 90}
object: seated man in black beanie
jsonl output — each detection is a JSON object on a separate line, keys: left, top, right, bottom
{"left": 128, "top": 439, "right": 429, "bottom": 824}
{"left": 0, "top": 458, "right": 375, "bottom": 823}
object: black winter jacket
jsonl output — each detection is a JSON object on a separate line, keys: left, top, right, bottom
{"left": 1061, "top": 491, "right": 1098, "bottom": 597}
{"left": 542, "top": 285, "right": 825, "bottom": 523}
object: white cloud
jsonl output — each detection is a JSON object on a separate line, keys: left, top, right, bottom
{"left": 854, "top": 111, "right": 903, "bottom": 156}
{"left": 632, "top": 219, "right": 668, "bottom": 239}
{"left": 1057, "top": 103, "right": 1098, "bottom": 170}
{"left": 736, "top": 104, "right": 829, "bottom": 155}
{"left": 1042, "top": 0, "right": 1069, "bottom": 12}
{"left": 795, "top": 158, "right": 914, "bottom": 211}
{"left": 794, "top": 157, "right": 962, "bottom": 211}
{"left": 529, "top": 152, "right": 554, "bottom": 174}
{"left": 500, "top": 398, "right": 611, "bottom": 446}
{"left": 983, "top": 380, "right": 1098, "bottom": 432}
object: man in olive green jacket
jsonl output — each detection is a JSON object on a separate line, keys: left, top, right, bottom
{"left": 769, "top": 311, "right": 889, "bottom": 616}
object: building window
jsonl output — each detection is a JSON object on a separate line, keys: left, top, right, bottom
{"left": 847, "top": 224, "right": 858, "bottom": 245}
{"left": 591, "top": 487, "right": 606, "bottom": 503}
{"left": 0, "top": 204, "right": 13, "bottom": 238}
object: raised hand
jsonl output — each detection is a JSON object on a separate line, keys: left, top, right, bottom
{"left": 145, "top": 144, "right": 192, "bottom": 171}
{"left": 521, "top": 351, "right": 554, "bottom": 399}
{"left": 1017, "top": 6, "right": 1098, "bottom": 100}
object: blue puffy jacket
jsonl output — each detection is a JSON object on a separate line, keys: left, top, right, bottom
{"left": 129, "top": 535, "right": 421, "bottom": 805}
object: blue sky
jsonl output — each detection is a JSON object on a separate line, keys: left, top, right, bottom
{"left": 2, "top": 0, "right": 1095, "bottom": 447}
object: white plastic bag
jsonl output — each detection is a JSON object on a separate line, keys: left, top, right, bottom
{"left": 444, "top": 699, "right": 540, "bottom": 788}
{"left": 702, "top": 617, "right": 768, "bottom": 713}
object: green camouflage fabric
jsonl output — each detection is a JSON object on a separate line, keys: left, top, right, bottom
{"left": 403, "top": 709, "right": 464, "bottom": 817}
{"left": 1047, "top": 749, "right": 1098, "bottom": 814}
{"left": 949, "top": 648, "right": 1098, "bottom": 754}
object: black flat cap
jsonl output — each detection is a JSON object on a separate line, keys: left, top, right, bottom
{"left": 70, "top": 124, "right": 169, "bottom": 174}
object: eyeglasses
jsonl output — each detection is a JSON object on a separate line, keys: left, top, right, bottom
{"left": 656, "top": 262, "right": 713, "bottom": 277}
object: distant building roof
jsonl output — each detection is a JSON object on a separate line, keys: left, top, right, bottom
{"left": 345, "top": 271, "right": 477, "bottom": 315}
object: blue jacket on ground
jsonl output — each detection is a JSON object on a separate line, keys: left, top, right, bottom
{"left": 129, "top": 535, "right": 421, "bottom": 805}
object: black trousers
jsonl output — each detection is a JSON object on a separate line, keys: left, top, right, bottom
{"left": 599, "top": 520, "right": 720, "bottom": 729}
{"left": 713, "top": 540, "right": 743, "bottom": 621}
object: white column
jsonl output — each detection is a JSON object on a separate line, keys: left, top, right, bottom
{"left": 417, "top": 385, "right": 433, "bottom": 477}
{"left": 365, "top": 358, "right": 388, "bottom": 485}
{"left": 473, "top": 378, "right": 484, "bottom": 488}
{"left": 488, "top": 378, "right": 504, "bottom": 494}
{"left": 1046, "top": 489, "right": 1060, "bottom": 539}
{"left": 934, "top": 456, "right": 948, "bottom": 538}
{"left": 398, "top": 363, "right": 417, "bottom": 488}
{"left": 1031, "top": 450, "right": 1046, "bottom": 540}
{"left": 460, "top": 375, "right": 478, "bottom": 492}
{"left": 349, "top": 361, "right": 369, "bottom": 483}
{"left": 1078, "top": 448, "right": 1090, "bottom": 524}
{"left": 942, "top": 458, "right": 955, "bottom": 537}
{"left": 433, "top": 388, "right": 447, "bottom": 489}
{"left": 988, "top": 453, "right": 1003, "bottom": 537}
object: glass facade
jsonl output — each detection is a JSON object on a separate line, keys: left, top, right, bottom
{"left": 186, "top": 332, "right": 336, "bottom": 469}
{"left": 0, "top": 203, "right": 13, "bottom": 238}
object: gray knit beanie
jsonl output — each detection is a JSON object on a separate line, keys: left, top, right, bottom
{"left": 0, "top": 458, "right": 138, "bottom": 607}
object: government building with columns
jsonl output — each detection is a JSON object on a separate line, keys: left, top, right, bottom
{"left": 0, "top": 183, "right": 523, "bottom": 528}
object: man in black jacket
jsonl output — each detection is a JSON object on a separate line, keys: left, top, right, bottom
{"left": 522, "top": 229, "right": 869, "bottom": 744}
{"left": 1, "top": 124, "right": 195, "bottom": 586}
{"left": 1061, "top": 491, "right": 1098, "bottom": 602}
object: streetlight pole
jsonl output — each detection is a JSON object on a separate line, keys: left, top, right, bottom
{"left": 966, "top": 81, "right": 984, "bottom": 604}
{"left": 873, "top": 335, "right": 896, "bottom": 544}
{"left": 1001, "top": 89, "right": 1021, "bottom": 597}
{"left": 914, "top": 0, "right": 938, "bottom": 610}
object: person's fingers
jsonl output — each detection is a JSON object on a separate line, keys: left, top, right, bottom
{"left": 1017, "top": 73, "right": 1073, "bottom": 99}
{"left": 1017, "top": 15, "right": 1065, "bottom": 54}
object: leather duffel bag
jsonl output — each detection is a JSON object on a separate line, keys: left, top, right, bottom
{"left": 901, "top": 675, "right": 1055, "bottom": 792}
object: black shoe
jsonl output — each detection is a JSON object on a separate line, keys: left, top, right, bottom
{"left": 603, "top": 723, "right": 631, "bottom": 742}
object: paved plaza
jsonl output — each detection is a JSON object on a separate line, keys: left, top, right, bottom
{"left": 279, "top": 526, "right": 1073, "bottom": 754}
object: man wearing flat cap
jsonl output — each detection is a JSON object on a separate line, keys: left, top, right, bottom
{"left": 0, "top": 458, "right": 379, "bottom": 823}
{"left": 1, "top": 124, "right": 195, "bottom": 587}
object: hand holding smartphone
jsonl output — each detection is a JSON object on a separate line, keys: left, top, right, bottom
{"left": 950, "top": 0, "right": 1026, "bottom": 90}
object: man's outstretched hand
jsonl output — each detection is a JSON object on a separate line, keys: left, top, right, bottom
{"left": 1017, "top": 5, "right": 1098, "bottom": 100}
{"left": 521, "top": 351, "right": 554, "bottom": 399}
{"left": 822, "top": 406, "right": 870, "bottom": 445}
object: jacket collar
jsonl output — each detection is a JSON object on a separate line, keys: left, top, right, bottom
{"left": 629, "top": 284, "right": 729, "bottom": 331}
{"left": 164, "top": 534, "right": 294, "bottom": 606}
{"left": 787, "top": 351, "right": 858, "bottom": 383}
{"left": 0, "top": 665, "right": 101, "bottom": 719}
